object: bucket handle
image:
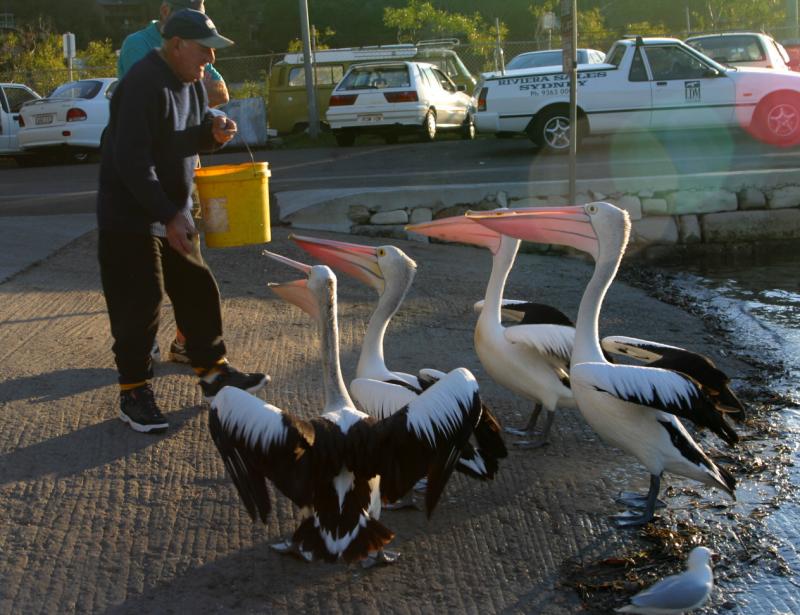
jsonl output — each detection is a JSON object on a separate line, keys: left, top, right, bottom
{"left": 199, "top": 116, "right": 261, "bottom": 177}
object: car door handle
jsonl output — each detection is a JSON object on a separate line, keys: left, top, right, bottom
{"left": 656, "top": 81, "right": 667, "bottom": 86}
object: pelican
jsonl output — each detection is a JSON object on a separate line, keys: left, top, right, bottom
{"left": 406, "top": 213, "right": 576, "bottom": 447}
{"left": 291, "top": 234, "right": 507, "bottom": 486}
{"left": 468, "top": 203, "right": 737, "bottom": 527}
{"left": 208, "top": 252, "right": 484, "bottom": 566}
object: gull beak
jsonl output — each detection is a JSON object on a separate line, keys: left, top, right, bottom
{"left": 264, "top": 250, "right": 320, "bottom": 320}
{"left": 290, "top": 233, "right": 385, "bottom": 294}
{"left": 406, "top": 212, "right": 503, "bottom": 254}
{"left": 466, "top": 205, "right": 599, "bottom": 260}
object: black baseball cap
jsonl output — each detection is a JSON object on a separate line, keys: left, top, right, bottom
{"left": 162, "top": 9, "right": 234, "bottom": 49}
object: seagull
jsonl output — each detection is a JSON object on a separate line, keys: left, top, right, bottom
{"left": 208, "top": 251, "right": 484, "bottom": 566}
{"left": 616, "top": 546, "right": 715, "bottom": 614}
{"left": 468, "top": 203, "right": 737, "bottom": 527}
{"left": 290, "top": 233, "right": 507, "bottom": 486}
{"left": 407, "top": 212, "right": 576, "bottom": 447}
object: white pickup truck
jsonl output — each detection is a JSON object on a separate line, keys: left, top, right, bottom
{"left": 474, "top": 36, "right": 800, "bottom": 152}
{"left": 1, "top": 83, "right": 41, "bottom": 162}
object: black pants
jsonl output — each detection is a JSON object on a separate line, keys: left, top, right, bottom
{"left": 98, "top": 230, "right": 226, "bottom": 385}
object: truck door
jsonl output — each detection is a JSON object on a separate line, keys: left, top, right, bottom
{"left": 643, "top": 45, "right": 735, "bottom": 130}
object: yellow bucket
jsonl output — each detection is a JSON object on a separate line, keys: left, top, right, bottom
{"left": 194, "top": 162, "right": 271, "bottom": 248}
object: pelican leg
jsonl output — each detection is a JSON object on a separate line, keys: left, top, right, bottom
{"left": 413, "top": 477, "right": 428, "bottom": 493}
{"left": 505, "top": 403, "right": 542, "bottom": 437}
{"left": 361, "top": 549, "right": 400, "bottom": 569}
{"left": 270, "top": 540, "right": 314, "bottom": 562}
{"left": 615, "top": 491, "right": 667, "bottom": 510}
{"left": 383, "top": 491, "right": 420, "bottom": 511}
{"left": 612, "top": 474, "right": 662, "bottom": 528}
{"left": 515, "top": 409, "right": 554, "bottom": 448}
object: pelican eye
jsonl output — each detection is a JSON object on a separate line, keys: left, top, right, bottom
{"left": 377, "top": 248, "right": 385, "bottom": 257}
{"left": 586, "top": 204, "right": 598, "bottom": 214}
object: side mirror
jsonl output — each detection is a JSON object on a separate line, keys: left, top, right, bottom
{"left": 704, "top": 68, "right": 721, "bottom": 78}
{"left": 457, "top": 84, "right": 467, "bottom": 92}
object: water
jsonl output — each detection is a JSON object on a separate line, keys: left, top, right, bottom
{"left": 663, "top": 252, "right": 800, "bottom": 613}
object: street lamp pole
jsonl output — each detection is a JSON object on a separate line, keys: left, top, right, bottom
{"left": 299, "top": 0, "right": 319, "bottom": 139}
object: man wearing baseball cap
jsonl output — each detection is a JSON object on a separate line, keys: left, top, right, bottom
{"left": 118, "top": 0, "right": 229, "bottom": 365}
{"left": 97, "top": 9, "right": 268, "bottom": 434}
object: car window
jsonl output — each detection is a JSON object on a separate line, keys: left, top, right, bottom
{"left": 416, "top": 65, "right": 432, "bottom": 89}
{"left": 4, "top": 85, "right": 38, "bottom": 113}
{"left": 629, "top": 47, "right": 649, "bottom": 82}
{"left": 337, "top": 66, "right": 410, "bottom": 90}
{"left": 687, "top": 35, "right": 766, "bottom": 64}
{"left": 431, "top": 67, "right": 456, "bottom": 92}
{"left": 422, "top": 67, "right": 441, "bottom": 91}
{"left": 288, "top": 65, "right": 344, "bottom": 87}
{"left": 105, "top": 80, "right": 119, "bottom": 100}
{"left": 605, "top": 44, "right": 626, "bottom": 68}
{"left": 774, "top": 41, "right": 791, "bottom": 65}
{"left": 646, "top": 46, "right": 711, "bottom": 80}
{"left": 50, "top": 80, "right": 102, "bottom": 99}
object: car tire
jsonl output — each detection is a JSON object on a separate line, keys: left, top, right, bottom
{"left": 334, "top": 130, "right": 356, "bottom": 147}
{"left": 528, "top": 106, "right": 579, "bottom": 154}
{"left": 421, "top": 110, "right": 437, "bottom": 142}
{"left": 461, "top": 113, "right": 476, "bottom": 140}
{"left": 752, "top": 93, "right": 800, "bottom": 147}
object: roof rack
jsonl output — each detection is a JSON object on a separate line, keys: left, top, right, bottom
{"left": 416, "top": 38, "right": 460, "bottom": 48}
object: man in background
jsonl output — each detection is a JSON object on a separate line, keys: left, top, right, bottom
{"left": 117, "top": 0, "right": 230, "bottom": 363}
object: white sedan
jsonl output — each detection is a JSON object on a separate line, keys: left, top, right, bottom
{"left": 326, "top": 61, "right": 475, "bottom": 146}
{"left": 18, "top": 77, "right": 117, "bottom": 163}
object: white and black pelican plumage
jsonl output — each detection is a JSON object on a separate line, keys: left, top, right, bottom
{"left": 468, "top": 203, "right": 737, "bottom": 527}
{"left": 208, "top": 252, "right": 483, "bottom": 565}
{"left": 406, "top": 213, "right": 576, "bottom": 447}
{"left": 290, "top": 234, "right": 507, "bottom": 484}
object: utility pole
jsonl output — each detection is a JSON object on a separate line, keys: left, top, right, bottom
{"left": 561, "top": 0, "right": 577, "bottom": 204}
{"left": 299, "top": 0, "right": 319, "bottom": 139}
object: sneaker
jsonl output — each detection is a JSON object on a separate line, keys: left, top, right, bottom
{"left": 200, "top": 363, "right": 270, "bottom": 402}
{"left": 168, "top": 339, "right": 191, "bottom": 364}
{"left": 150, "top": 340, "right": 161, "bottom": 362}
{"left": 119, "top": 384, "right": 169, "bottom": 433}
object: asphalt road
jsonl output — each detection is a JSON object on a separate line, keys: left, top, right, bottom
{"left": 1, "top": 128, "right": 798, "bottom": 217}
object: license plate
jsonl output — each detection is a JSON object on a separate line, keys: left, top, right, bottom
{"left": 34, "top": 114, "right": 54, "bottom": 125}
{"left": 358, "top": 113, "right": 383, "bottom": 123}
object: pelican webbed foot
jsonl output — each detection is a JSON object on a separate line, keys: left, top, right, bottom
{"left": 504, "top": 404, "right": 542, "bottom": 438}
{"left": 361, "top": 549, "right": 400, "bottom": 569}
{"left": 615, "top": 491, "right": 667, "bottom": 510}
{"left": 270, "top": 540, "right": 314, "bottom": 562}
{"left": 383, "top": 491, "right": 420, "bottom": 511}
{"left": 611, "top": 509, "right": 658, "bottom": 528}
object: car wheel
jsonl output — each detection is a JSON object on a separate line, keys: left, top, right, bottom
{"left": 421, "top": 110, "right": 437, "bottom": 141}
{"left": 334, "top": 130, "right": 356, "bottom": 147}
{"left": 529, "top": 106, "right": 578, "bottom": 154}
{"left": 461, "top": 113, "right": 476, "bottom": 140}
{"left": 753, "top": 93, "right": 800, "bottom": 147}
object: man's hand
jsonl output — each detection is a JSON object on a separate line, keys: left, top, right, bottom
{"left": 166, "top": 211, "right": 197, "bottom": 255}
{"left": 212, "top": 115, "right": 237, "bottom": 144}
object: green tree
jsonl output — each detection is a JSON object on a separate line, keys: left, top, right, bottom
{"left": 77, "top": 39, "right": 117, "bottom": 77}
{"left": 0, "top": 24, "right": 66, "bottom": 94}
{"left": 528, "top": 2, "right": 613, "bottom": 50}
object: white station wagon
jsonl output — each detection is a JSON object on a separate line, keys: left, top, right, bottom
{"left": 326, "top": 60, "right": 475, "bottom": 146}
{"left": 475, "top": 37, "right": 800, "bottom": 152}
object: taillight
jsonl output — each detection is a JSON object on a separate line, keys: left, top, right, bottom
{"left": 17, "top": 115, "right": 24, "bottom": 127}
{"left": 329, "top": 94, "right": 358, "bottom": 106}
{"left": 477, "top": 87, "right": 488, "bottom": 112}
{"left": 66, "top": 108, "right": 87, "bottom": 122}
{"left": 383, "top": 91, "right": 418, "bottom": 103}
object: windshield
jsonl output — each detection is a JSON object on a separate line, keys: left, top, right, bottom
{"left": 49, "top": 80, "right": 102, "bottom": 99}
{"left": 337, "top": 66, "right": 410, "bottom": 90}
{"left": 687, "top": 35, "right": 765, "bottom": 65}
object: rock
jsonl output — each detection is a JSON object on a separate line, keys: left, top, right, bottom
{"left": 737, "top": 188, "right": 766, "bottom": 210}
{"left": 678, "top": 214, "right": 701, "bottom": 243}
{"left": 409, "top": 207, "right": 432, "bottom": 224}
{"left": 768, "top": 185, "right": 800, "bottom": 209}
{"left": 631, "top": 216, "right": 679, "bottom": 245}
{"left": 370, "top": 209, "right": 408, "bottom": 225}
{"left": 613, "top": 195, "right": 642, "bottom": 220}
{"left": 642, "top": 198, "right": 668, "bottom": 215}
{"left": 351, "top": 224, "right": 409, "bottom": 240}
{"left": 702, "top": 209, "right": 800, "bottom": 242}
{"left": 667, "top": 190, "right": 737, "bottom": 214}
{"left": 347, "top": 204, "right": 371, "bottom": 224}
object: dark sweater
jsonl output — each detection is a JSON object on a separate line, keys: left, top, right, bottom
{"left": 97, "top": 50, "right": 219, "bottom": 233}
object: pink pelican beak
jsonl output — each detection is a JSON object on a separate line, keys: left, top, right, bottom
{"left": 466, "top": 205, "right": 600, "bottom": 260}
{"left": 290, "top": 234, "right": 385, "bottom": 294}
{"left": 405, "top": 211, "right": 503, "bottom": 254}
{"left": 263, "top": 249, "right": 321, "bottom": 320}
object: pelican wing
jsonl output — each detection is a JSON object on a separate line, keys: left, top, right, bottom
{"left": 573, "top": 362, "right": 738, "bottom": 445}
{"left": 372, "top": 367, "right": 482, "bottom": 516}
{"left": 474, "top": 299, "right": 574, "bottom": 326}
{"left": 351, "top": 377, "right": 419, "bottom": 419}
{"left": 209, "top": 387, "right": 316, "bottom": 523}
{"left": 503, "top": 323, "right": 574, "bottom": 366}
{"left": 602, "top": 335, "right": 746, "bottom": 419}
{"left": 417, "top": 367, "right": 447, "bottom": 390}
